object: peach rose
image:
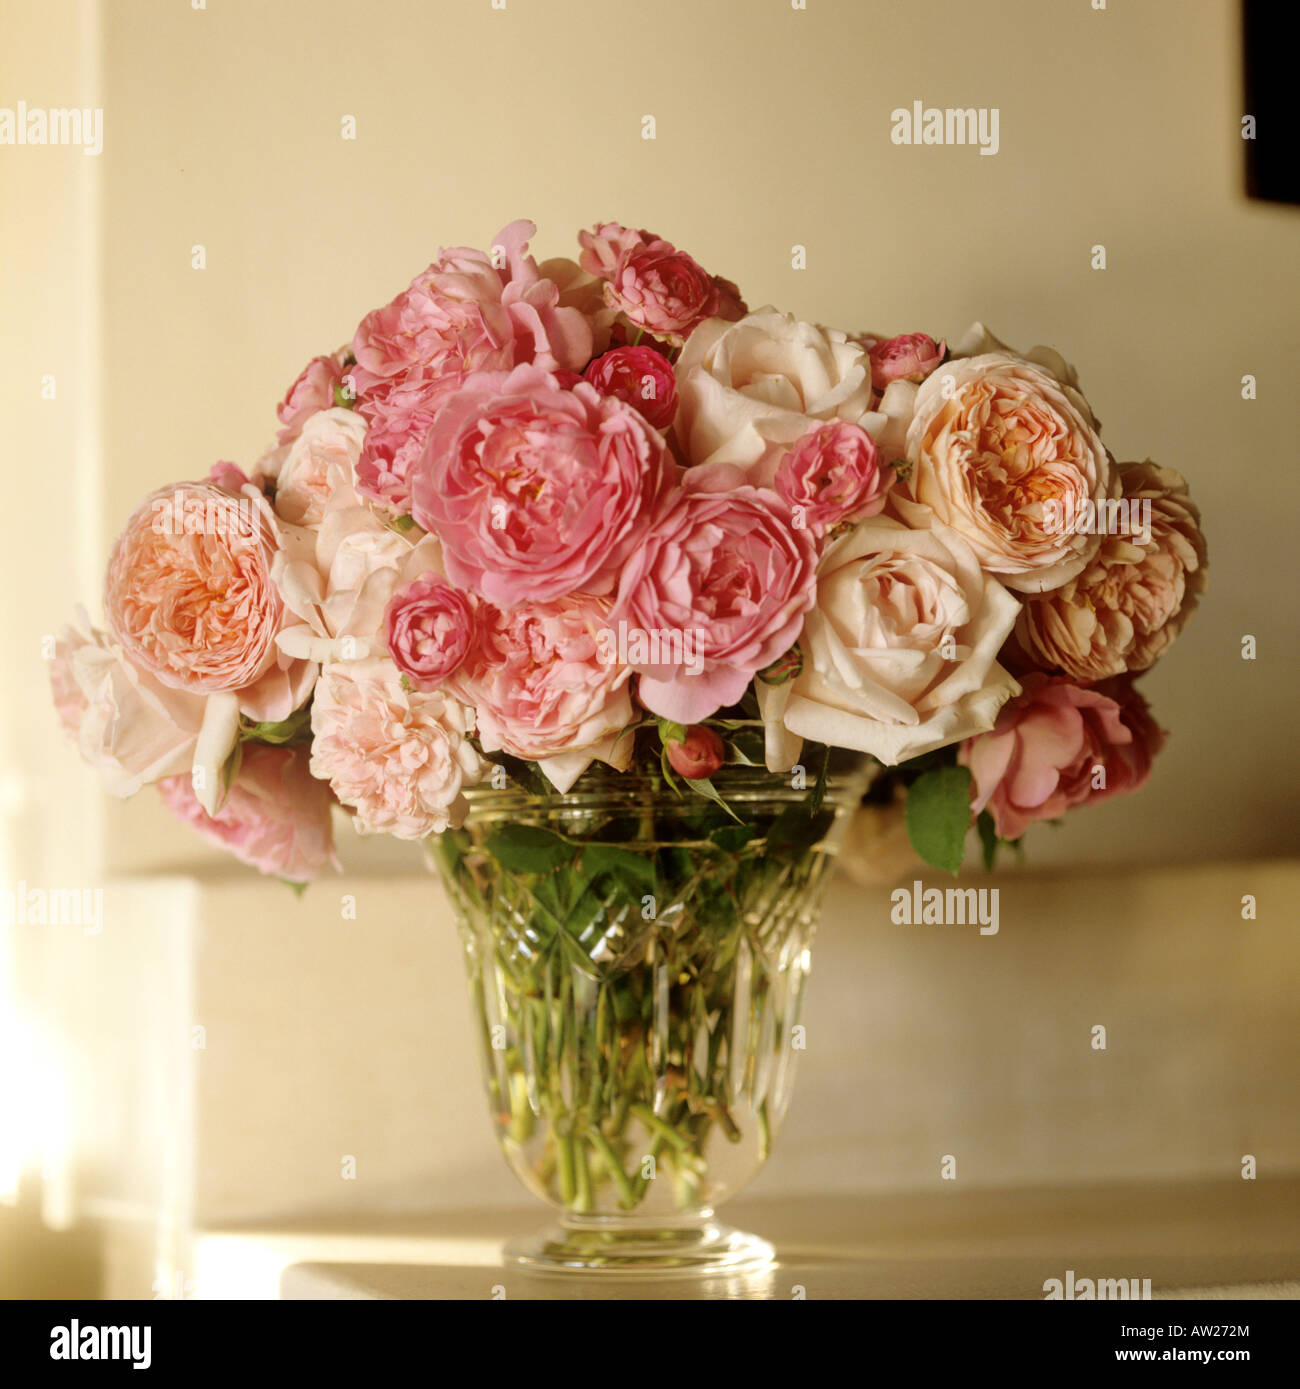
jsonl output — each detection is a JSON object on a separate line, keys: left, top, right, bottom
{"left": 780, "top": 517, "right": 1021, "bottom": 765}
{"left": 309, "top": 657, "right": 486, "bottom": 838}
{"left": 104, "top": 482, "right": 314, "bottom": 724}
{"left": 1014, "top": 461, "right": 1208, "bottom": 680}
{"left": 896, "top": 353, "right": 1112, "bottom": 594}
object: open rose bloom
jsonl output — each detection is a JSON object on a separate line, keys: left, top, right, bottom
{"left": 51, "top": 217, "right": 1207, "bottom": 880}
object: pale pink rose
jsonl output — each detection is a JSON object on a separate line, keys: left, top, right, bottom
{"left": 1014, "top": 461, "right": 1208, "bottom": 680}
{"left": 610, "top": 482, "right": 820, "bottom": 723}
{"left": 774, "top": 421, "right": 892, "bottom": 537}
{"left": 866, "top": 333, "right": 946, "bottom": 391}
{"left": 665, "top": 724, "right": 725, "bottom": 780}
{"left": 455, "top": 595, "right": 634, "bottom": 790}
{"left": 273, "top": 407, "right": 367, "bottom": 526}
{"left": 673, "top": 310, "right": 877, "bottom": 482}
{"left": 780, "top": 517, "right": 1022, "bottom": 766}
{"left": 385, "top": 575, "right": 476, "bottom": 691}
{"left": 409, "top": 364, "right": 675, "bottom": 607}
{"left": 49, "top": 609, "right": 208, "bottom": 797}
{"left": 583, "top": 345, "right": 677, "bottom": 429}
{"left": 157, "top": 744, "right": 338, "bottom": 882}
{"left": 896, "top": 353, "right": 1112, "bottom": 594}
{"left": 104, "top": 482, "right": 314, "bottom": 723}
{"left": 309, "top": 657, "right": 486, "bottom": 838}
{"left": 959, "top": 672, "right": 1165, "bottom": 840}
{"left": 349, "top": 220, "right": 592, "bottom": 400}
{"left": 276, "top": 349, "right": 350, "bottom": 443}
{"left": 354, "top": 376, "right": 462, "bottom": 515}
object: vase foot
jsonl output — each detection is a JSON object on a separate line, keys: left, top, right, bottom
{"left": 504, "top": 1212, "right": 775, "bottom": 1275}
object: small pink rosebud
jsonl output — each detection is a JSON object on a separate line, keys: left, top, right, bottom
{"left": 666, "top": 724, "right": 725, "bottom": 780}
{"left": 867, "top": 333, "right": 945, "bottom": 391}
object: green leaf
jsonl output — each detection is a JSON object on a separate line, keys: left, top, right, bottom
{"left": 656, "top": 717, "right": 687, "bottom": 747}
{"left": 765, "top": 802, "right": 834, "bottom": 857}
{"left": 278, "top": 877, "right": 309, "bottom": 897}
{"left": 241, "top": 706, "right": 313, "bottom": 746}
{"left": 905, "top": 765, "right": 973, "bottom": 876}
{"left": 684, "top": 777, "right": 743, "bottom": 823}
{"left": 483, "top": 824, "right": 574, "bottom": 874}
{"left": 808, "top": 743, "right": 830, "bottom": 817}
{"left": 976, "top": 810, "right": 999, "bottom": 872}
{"left": 709, "top": 824, "right": 758, "bottom": 854}
{"left": 577, "top": 844, "right": 656, "bottom": 892}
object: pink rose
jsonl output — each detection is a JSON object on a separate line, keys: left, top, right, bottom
{"left": 157, "top": 744, "right": 338, "bottom": 882}
{"left": 665, "top": 725, "right": 725, "bottom": 780}
{"left": 104, "top": 482, "right": 313, "bottom": 723}
{"left": 866, "top": 333, "right": 945, "bottom": 391}
{"left": 385, "top": 575, "right": 476, "bottom": 691}
{"left": 774, "top": 421, "right": 892, "bottom": 537}
{"left": 583, "top": 345, "right": 677, "bottom": 429}
{"left": 354, "top": 376, "right": 462, "bottom": 515}
{"left": 959, "top": 672, "right": 1165, "bottom": 840}
{"left": 896, "top": 353, "right": 1112, "bottom": 594}
{"left": 309, "top": 657, "right": 486, "bottom": 838}
{"left": 49, "top": 609, "right": 208, "bottom": 797}
{"left": 349, "top": 220, "right": 592, "bottom": 401}
{"left": 611, "top": 482, "right": 820, "bottom": 723}
{"left": 454, "top": 594, "right": 634, "bottom": 791}
{"left": 578, "top": 222, "right": 746, "bottom": 343}
{"left": 409, "top": 364, "right": 675, "bottom": 607}
{"left": 276, "top": 350, "right": 350, "bottom": 443}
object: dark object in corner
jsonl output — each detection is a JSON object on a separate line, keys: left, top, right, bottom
{"left": 1242, "top": 0, "right": 1300, "bottom": 204}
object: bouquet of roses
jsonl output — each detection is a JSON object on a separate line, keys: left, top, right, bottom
{"left": 50, "top": 217, "right": 1206, "bottom": 881}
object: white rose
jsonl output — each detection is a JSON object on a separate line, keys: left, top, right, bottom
{"left": 782, "top": 517, "right": 1021, "bottom": 765}
{"left": 274, "top": 407, "right": 367, "bottom": 526}
{"left": 272, "top": 454, "right": 444, "bottom": 668}
{"left": 673, "top": 309, "right": 878, "bottom": 480}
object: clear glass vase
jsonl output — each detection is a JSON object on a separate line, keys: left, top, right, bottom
{"left": 431, "top": 754, "right": 873, "bottom": 1274}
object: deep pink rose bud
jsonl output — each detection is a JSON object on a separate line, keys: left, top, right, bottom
{"left": 583, "top": 345, "right": 678, "bottom": 429}
{"left": 666, "top": 724, "right": 725, "bottom": 780}
{"left": 385, "top": 575, "right": 476, "bottom": 691}
{"left": 867, "top": 333, "right": 945, "bottom": 391}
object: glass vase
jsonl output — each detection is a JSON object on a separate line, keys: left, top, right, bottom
{"left": 431, "top": 754, "right": 873, "bottom": 1274}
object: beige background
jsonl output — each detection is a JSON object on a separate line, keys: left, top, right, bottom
{"left": 2, "top": 0, "right": 1298, "bottom": 1293}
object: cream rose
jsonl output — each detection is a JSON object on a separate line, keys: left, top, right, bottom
{"left": 895, "top": 352, "right": 1112, "bottom": 594}
{"left": 273, "top": 406, "right": 367, "bottom": 526}
{"left": 272, "top": 442, "right": 444, "bottom": 667}
{"left": 781, "top": 517, "right": 1021, "bottom": 765}
{"left": 673, "top": 309, "right": 879, "bottom": 480}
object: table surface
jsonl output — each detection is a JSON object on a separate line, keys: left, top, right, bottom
{"left": 192, "top": 1178, "right": 1300, "bottom": 1300}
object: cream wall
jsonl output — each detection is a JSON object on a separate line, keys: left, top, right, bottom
{"left": 6, "top": 0, "right": 1298, "bottom": 876}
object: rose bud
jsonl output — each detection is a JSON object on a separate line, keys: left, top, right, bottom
{"left": 867, "top": 333, "right": 945, "bottom": 391}
{"left": 665, "top": 724, "right": 725, "bottom": 780}
{"left": 583, "top": 345, "right": 678, "bottom": 429}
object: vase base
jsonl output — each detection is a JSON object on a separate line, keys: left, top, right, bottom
{"left": 504, "top": 1213, "right": 775, "bottom": 1276}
